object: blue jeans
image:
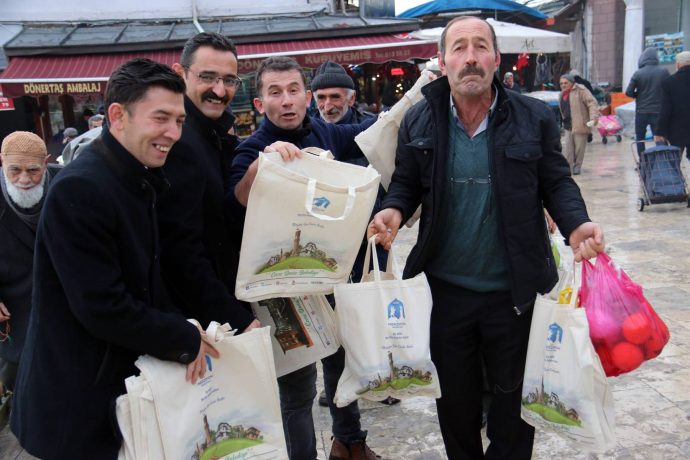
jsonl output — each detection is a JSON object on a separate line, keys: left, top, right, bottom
{"left": 635, "top": 112, "right": 659, "bottom": 154}
{"left": 278, "top": 349, "right": 365, "bottom": 460}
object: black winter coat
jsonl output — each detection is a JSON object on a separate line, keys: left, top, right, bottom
{"left": 382, "top": 76, "right": 591, "bottom": 313}
{"left": 0, "top": 165, "right": 60, "bottom": 363}
{"left": 11, "top": 129, "right": 200, "bottom": 460}
{"left": 158, "top": 97, "right": 254, "bottom": 331}
{"left": 656, "top": 66, "right": 690, "bottom": 149}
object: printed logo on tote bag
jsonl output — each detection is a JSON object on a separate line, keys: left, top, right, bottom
{"left": 548, "top": 322, "right": 563, "bottom": 344}
{"left": 312, "top": 196, "right": 331, "bottom": 209}
{"left": 387, "top": 298, "right": 406, "bottom": 321}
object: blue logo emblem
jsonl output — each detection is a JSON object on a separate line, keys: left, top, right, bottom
{"left": 205, "top": 354, "right": 213, "bottom": 371}
{"left": 387, "top": 298, "right": 405, "bottom": 320}
{"left": 313, "top": 196, "right": 331, "bottom": 208}
{"left": 548, "top": 322, "right": 563, "bottom": 343}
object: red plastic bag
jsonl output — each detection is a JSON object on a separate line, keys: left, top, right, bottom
{"left": 580, "top": 253, "right": 670, "bottom": 376}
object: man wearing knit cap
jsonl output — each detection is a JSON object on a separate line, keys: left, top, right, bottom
{"left": 0, "top": 132, "right": 60, "bottom": 400}
{"left": 312, "top": 60, "right": 372, "bottom": 125}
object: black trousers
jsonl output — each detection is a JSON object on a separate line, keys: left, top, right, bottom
{"left": 428, "top": 276, "right": 535, "bottom": 460}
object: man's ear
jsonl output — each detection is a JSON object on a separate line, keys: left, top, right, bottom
{"left": 438, "top": 51, "right": 447, "bottom": 76}
{"left": 172, "top": 63, "right": 185, "bottom": 79}
{"left": 306, "top": 90, "right": 313, "bottom": 106}
{"left": 107, "top": 103, "right": 126, "bottom": 131}
{"left": 43, "top": 155, "right": 51, "bottom": 166}
{"left": 253, "top": 97, "right": 264, "bottom": 114}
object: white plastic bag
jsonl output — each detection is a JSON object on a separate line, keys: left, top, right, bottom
{"left": 250, "top": 295, "right": 340, "bottom": 377}
{"left": 117, "top": 324, "right": 288, "bottom": 460}
{"left": 333, "top": 238, "right": 440, "bottom": 407}
{"left": 236, "top": 150, "right": 380, "bottom": 302}
{"left": 521, "top": 271, "right": 616, "bottom": 452}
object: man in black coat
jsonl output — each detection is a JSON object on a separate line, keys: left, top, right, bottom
{"left": 158, "top": 32, "right": 259, "bottom": 332}
{"left": 10, "top": 59, "right": 217, "bottom": 459}
{"left": 369, "top": 17, "right": 605, "bottom": 460}
{"left": 0, "top": 132, "right": 60, "bottom": 395}
{"left": 655, "top": 51, "right": 690, "bottom": 165}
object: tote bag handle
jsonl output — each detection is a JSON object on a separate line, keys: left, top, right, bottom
{"left": 361, "top": 235, "right": 401, "bottom": 282}
{"left": 304, "top": 178, "right": 356, "bottom": 221}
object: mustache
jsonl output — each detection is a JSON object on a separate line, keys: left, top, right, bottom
{"left": 459, "top": 65, "right": 485, "bottom": 78}
{"left": 202, "top": 90, "right": 230, "bottom": 104}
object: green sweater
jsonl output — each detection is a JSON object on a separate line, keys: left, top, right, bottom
{"left": 426, "top": 111, "right": 510, "bottom": 292}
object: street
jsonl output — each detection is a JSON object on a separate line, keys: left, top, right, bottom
{"left": 2, "top": 135, "right": 690, "bottom": 459}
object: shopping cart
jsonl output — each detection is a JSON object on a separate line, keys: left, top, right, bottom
{"left": 632, "top": 141, "right": 690, "bottom": 211}
{"left": 597, "top": 115, "right": 623, "bottom": 144}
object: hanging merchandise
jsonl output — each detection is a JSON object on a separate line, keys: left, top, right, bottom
{"left": 534, "top": 54, "right": 552, "bottom": 87}
{"left": 516, "top": 52, "right": 530, "bottom": 71}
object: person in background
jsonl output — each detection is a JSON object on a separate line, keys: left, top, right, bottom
{"left": 311, "top": 60, "right": 374, "bottom": 125}
{"left": 87, "top": 114, "right": 104, "bottom": 130}
{"left": 368, "top": 16, "right": 605, "bottom": 459}
{"left": 61, "top": 127, "right": 78, "bottom": 145}
{"left": 10, "top": 58, "right": 216, "bottom": 459}
{"left": 0, "top": 132, "right": 61, "bottom": 402}
{"left": 558, "top": 74, "right": 599, "bottom": 175}
{"left": 655, "top": 50, "right": 690, "bottom": 178}
{"left": 502, "top": 72, "right": 521, "bottom": 93}
{"left": 625, "top": 47, "right": 670, "bottom": 154}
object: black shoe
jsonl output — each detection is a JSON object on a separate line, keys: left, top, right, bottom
{"left": 318, "top": 390, "right": 329, "bottom": 407}
{"left": 379, "top": 397, "right": 400, "bottom": 406}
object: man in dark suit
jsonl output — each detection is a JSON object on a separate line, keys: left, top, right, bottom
{"left": 655, "top": 51, "right": 690, "bottom": 171}
{"left": 0, "top": 132, "right": 60, "bottom": 397}
{"left": 10, "top": 59, "right": 218, "bottom": 460}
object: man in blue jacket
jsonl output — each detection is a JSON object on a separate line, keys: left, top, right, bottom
{"left": 368, "top": 17, "right": 605, "bottom": 460}
{"left": 228, "top": 56, "right": 379, "bottom": 460}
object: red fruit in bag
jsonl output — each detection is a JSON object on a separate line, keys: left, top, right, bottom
{"left": 622, "top": 312, "right": 652, "bottom": 344}
{"left": 594, "top": 343, "right": 620, "bottom": 377}
{"left": 611, "top": 342, "right": 644, "bottom": 372}
{"left": 644, "top": 335, "right": 666, "bottom": 359}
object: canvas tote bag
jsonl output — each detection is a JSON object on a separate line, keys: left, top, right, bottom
{"left": 521, "top": 267, "right": 616, "bottom": 452}
{"left": 236, "top": 150, "right": 381, "bottom": 302}
{"left": 117, "top": 324, "right": 287, "bottom": 460}
{"left": 250, "top": 294, "right": 340, "bottom": 377}
{"left": 332, "top": 237, "right": 440, "bottom": 407}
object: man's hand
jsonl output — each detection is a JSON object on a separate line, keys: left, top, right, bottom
{"left": 243, "top": 319, "right": 261, "bottom": 333}
{"left": 367, "top": 208, "right": 403, "bottom": 251}
{"left": 186, "top": 333, "right": 220, "bottom": 385}
{"left": 569, "top": 222, "right": 605, "bottom": 262}
{"left": 264, "top": 141, "right": 303, "bottom": 162}
{"left": 0, "top": 302, "right": 10, "bottom": 322}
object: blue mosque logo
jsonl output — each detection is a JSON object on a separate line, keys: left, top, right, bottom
{"left": 205, "top": 354, "right": 213, "bottom": 371}
{"left": 548, "top": 322, "right": 563, "bottom": 344}
{"left": 313, "top": 196, "right": 331, "bottom": 209}
{"left": 387, "top": 298, "right": 405, "bottom": 320}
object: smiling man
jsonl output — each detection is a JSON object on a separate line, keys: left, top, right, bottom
{"left": 10, "top": 59, "right": 217, "bottom": 459}
{"left": 157, "top": 32, "right": 260, "bottom": 334}
{"left": 368, "top": 17, "right": 605, "bottom": 459}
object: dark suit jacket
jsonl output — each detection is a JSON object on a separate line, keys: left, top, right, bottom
{"left": 11, "top": 129, "right": 200, "bottom": 460}
{"left": 158, "top": 97, "right": 254, "bottom": 331}
{"left": 656, "top": 66, "right": 690, "bottom": 148}
{"left": 0, "top": 165, "right": 60, "bottom": 363}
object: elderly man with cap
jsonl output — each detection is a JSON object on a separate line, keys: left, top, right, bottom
{"left": 0, "top": 132, "right": 60, "bottom": 400}
{"left": 502, "top": 72, "right": 521, "bottom": 93}
{"left": 311, "top": 60, "right": 373, "bottom": 125}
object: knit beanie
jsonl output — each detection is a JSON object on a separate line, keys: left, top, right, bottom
{"left": 311, "top": 61, "right": 355, "bottom": 91}
{"left": 1, "top": 131, "right": 48, "bottom": 159}
{"left": 560, "top": 74, "right": 575, "bottom": 84}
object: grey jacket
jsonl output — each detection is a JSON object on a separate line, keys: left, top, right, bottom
{"left": 625, "top": 47, "right": 670, "bottom": 113}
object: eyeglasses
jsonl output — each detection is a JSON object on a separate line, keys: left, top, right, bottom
{"left": 185, "top": 68, "right": 243, "bottom": 89}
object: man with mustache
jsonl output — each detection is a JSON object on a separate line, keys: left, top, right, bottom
{"left": 228, "top": 56, "right": 379, "bottom": 460}
{"left": 157, "top": 32, "right": 261, "bottom": 333}
{"left": 312, "top": 60, "right": 373, "bottom": 125}
{"left": 0, "top": 132, "right": 60, "bottom": 403}
{"left": 368, "top": 16, "right": 605, "bottom": 459}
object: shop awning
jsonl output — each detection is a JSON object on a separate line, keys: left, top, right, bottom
{"left": 0, "top": 34, "right": 438, "bottom": 97}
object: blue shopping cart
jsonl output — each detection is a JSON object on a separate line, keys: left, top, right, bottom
{"left": 632, "top": 142, "right": 689, "bottom": 211}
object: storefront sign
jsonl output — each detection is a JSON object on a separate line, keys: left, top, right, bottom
{"left": 237, "top": 43, "right": 437, "bottom": 73}
{"left": 0, "top": 87, "right": 14, "bottom": 111}
{"left": 0, "top": 81, "right": 104, "bottom": 98}
{"left": 645, "top": 32, "right": 684, "bottom": 63}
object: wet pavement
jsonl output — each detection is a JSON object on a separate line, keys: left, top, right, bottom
{"left": 2, "top": 136, "right": 690, "bottom": 459}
